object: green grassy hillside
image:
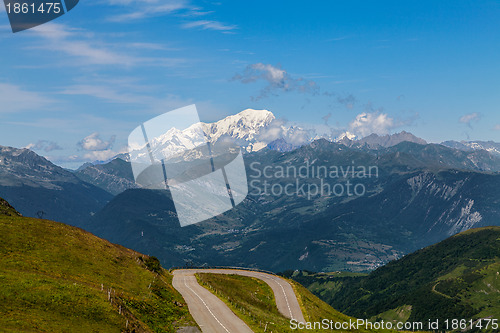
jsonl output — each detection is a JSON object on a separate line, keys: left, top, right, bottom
{"left": 0, "top": 198, "right": 197, "bottom": 332}
{"left": 288, "top": 227, "right": 500, "bottom": 331}
{"left": 196, "top": 273, "right": 389, "bottom": 332}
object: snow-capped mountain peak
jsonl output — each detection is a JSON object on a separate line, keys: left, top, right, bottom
{"left": 335, "top": 131, "right": 358, "bottom": 141}
{"left": 131, "top": 109, "right": 276, "bottom": 162}
{"left": 441, "top": 140, "right": 500, "bottom": 156}
{"left": 203, "top": 109, "right": 275, "bottom": 142}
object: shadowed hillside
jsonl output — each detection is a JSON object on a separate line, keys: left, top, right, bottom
{"left": 0, "top": 197, "right": 21, "bottom": 217}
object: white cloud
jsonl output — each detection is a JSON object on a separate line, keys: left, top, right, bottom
{"left": 46, "top": 147, "right": 127, "bottom": 165}
{"left": 256, "top": 118, "right": 288, "bottom": 142}
{"left": 82, "top": 149, "right": 124, "bottom": 162}
{"left": 349, "top": 112, "right": 395, "bottom": 137}
{"left": 182, "top": 20, "right": 237, "bottom": 32}
{"left": 25, "top": 140, "right": 63, "bottom": 152}
{"left": 459, "top": 112, "right": 481, "bottom": 128}
{"left": 78, "top": 132, "right": 116, "bottom": 151}
{"left": 0, "top": 82, "right": 54, "bottom": 113}
{"left": 493, "top": 124, "right": 500, "bottom": 131}
{"left": 235, "top": 63, "right": 286, "bottom": 84}
{"left": 256, "top": 118, "right": 315, "bottom": 146}
{"left": 233, "top": 63, "right": 319, "bottom": 100}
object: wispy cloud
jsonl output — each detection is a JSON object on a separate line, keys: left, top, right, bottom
{"left": 105, "top": 0, "right": 236, "bottom": 35}
{"left": 459, "top": 112, "right": 481, "bottom": 129}
{"left": 29, "top": 23, "right": 185, "bottom": 67}
{"left": 322, "top": 113, "right": 332, "bottom": 125}
{"left": 124, "top": 42, "right": 179, "bottom": 51}
{"left": 326, "top": 36, "right": 351, "bottom": 42}
{"left": 493, "top": 124, "right": 500, "bottom": 131}
{"left": 60, "top": 84, "right": 154, "bottom": 104}
{"left": 108, "top": 0, "right": 189, "bottom": 21}
{"left": 30, "top": 23, "right": 137, "bottom": 66}
{"left": 105, "top": 0, "right": 227, "bottom": 28}
{"left": 0, "top": 82, "right": 54, "bottom": 113}
{"left": 181, "top": 9, "right": 214, "bottom": 17}
{"left": 336, "top": 94, "right": 356, "bottom": 109}
{"left": 182, "top": 20, "right": 237, "bottom": 32}
{"left": 59, "top": 78, "right": 193, "bottom": 112}
{"left": 5, "top": 118, "right": 75, "bottom": 129}
{"left": 233, "top": 63, "right": 319, "bottom": 100}
{"left": 233, "top": 63, "right": 358, "bottom": 108}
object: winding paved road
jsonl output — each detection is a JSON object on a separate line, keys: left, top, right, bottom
{"left": 172, "top": 269, "right": 305, "bottom": 333}
{"left": 173, "top": 270, "right": 252, "bottom": 332}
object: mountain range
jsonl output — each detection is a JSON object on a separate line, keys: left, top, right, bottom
{"left": 129, "top": 109, "right": 275, "bottom": 164}
{"left": 127, "top": 109, "right": 435, "bottom": 162}
{"left": 0, "top": 146, "right": 112, "bottom": 226}
{"left": 81, "top": 139, "right": 500, "bottom": 272}
{"left": 351, "top": 131, "right": 427, "bottom": 148}
{"left": 74, "top": 157, "right": 137, "bottom": 196}
{"left": 126, "top": 108, "right": 500, "bottom": 164}
{"left": 83, "top": 109, "right": 500, "bottom": 197}
{"left": 2, "top": 109, "right": 500, "bottom": 273}
{"left": 441, "top": 140, "right": 500, "bottom": 156}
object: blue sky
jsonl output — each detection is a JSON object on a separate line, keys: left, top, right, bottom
{"left": 1, "top": 0, "right": 500, "bottom": 168}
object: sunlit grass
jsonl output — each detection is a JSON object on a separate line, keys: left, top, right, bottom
{"left": 196, "top": 273, "right": 400, "bottom": 332}
{"left": 0, "top": 215, "right": 197, "bottom": 332}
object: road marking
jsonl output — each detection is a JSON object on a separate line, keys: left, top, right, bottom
{"left": 207, "top": 269, "right": 300, "bottom": 321}
{"left": 175, "top": 269, "right": 305, "bottom": 329}
{"left": 266, "top": 275, "right": 293, "bottom": 319}
{"left": 182, "top": 275, "right": 231, "bottom": 333}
